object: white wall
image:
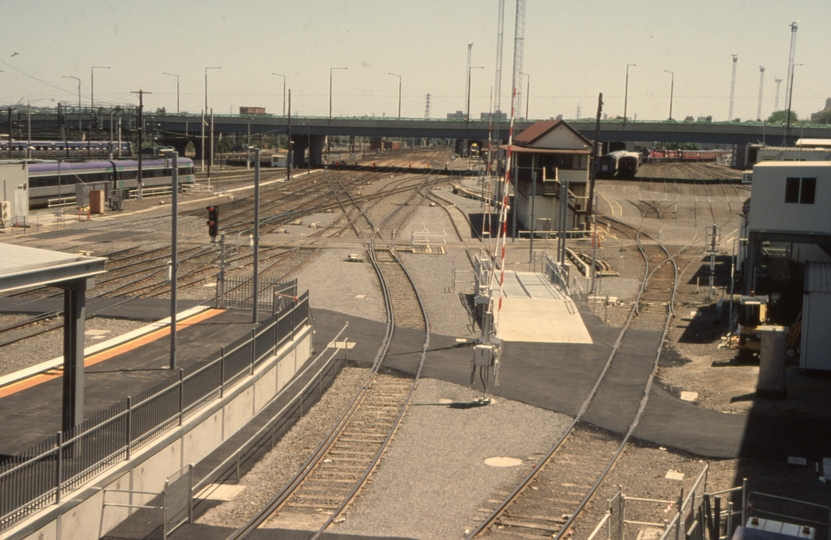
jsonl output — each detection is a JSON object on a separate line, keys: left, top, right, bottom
{"left": 748, "top": 162, "right": 831, "bottom": 234}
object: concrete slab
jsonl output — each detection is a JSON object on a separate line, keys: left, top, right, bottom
{"left": 494, "top": 271, "right": 592, "bottom": 344}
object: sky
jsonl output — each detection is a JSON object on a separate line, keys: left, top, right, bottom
{"left": 1, "top": 0, "right": 829, "bottom": 123}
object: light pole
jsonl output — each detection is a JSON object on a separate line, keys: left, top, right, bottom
{"left": 388, "top": 72, "right": 401, "bottom": 119}
{"left": 664, "top": 70, "right": 674, "bottom": 120}
{"left": 63, "top": 75, "right": 81, "bottom": 131}
{"left": 465, "top": 42, "right": 473, "bottom": 120}
{"left": 387, "top": 73, "right": 401, "bottom": 120}
{"left": 272, "top": 73, "right": 286, "bottom": 116}
{"left": 163, "top": 72, "right": 179, "bottom": 114}
{"left": 785, "top": 63, "right": 802, "bottom": 140}
{"left": 623, "top": 63, "right": 636, "bottom": 124}
{"left": 521, "top": 72, "right": 530, "bottom": 119}
{"left": 329, "top": 67, "right": 347, "bottom": 120}
{"left": 205, "top": 66, "right": 221, "bottom": 113}
{"left": 467, "top": 65, "right": 484, "bottom": 121}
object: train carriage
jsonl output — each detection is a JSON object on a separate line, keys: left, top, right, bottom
{"left": 27, "top": 157, "right": 194, "bottom": 208}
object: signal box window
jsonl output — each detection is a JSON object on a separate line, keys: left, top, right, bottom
{"left": 785, "top": 177, "right": 816, "bottom": 204}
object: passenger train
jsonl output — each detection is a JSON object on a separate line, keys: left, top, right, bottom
{"left": 0, "top": 140, "right": 133, "bottom": 157}
{"left": 597, "top": 150, "right": 641, "bottom": 178}
{"left": 26, "top": 157, "right": 195, "bottom": 208}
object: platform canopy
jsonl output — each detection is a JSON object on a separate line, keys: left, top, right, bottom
{"left": 0, "top": 242, "right": 107, "bottom": 431}
{"left": 0, "top": 243, "right": 106, "bottom": 293}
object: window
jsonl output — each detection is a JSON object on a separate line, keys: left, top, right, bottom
{"left": 785, "top": 177, "right": 816, "bottom": 204}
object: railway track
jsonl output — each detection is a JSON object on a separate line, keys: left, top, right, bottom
{"left": 226, "top": 172, "right": 435, "bottom": 538}
{"left": 467, "top": 212, "right": 682, "bottom": 539}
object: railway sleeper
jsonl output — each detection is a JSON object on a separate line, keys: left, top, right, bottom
{"left": 497, "top": 517, "right": 560, "bottom": 534}
{"left": 285, "top": 501, "right": 341, "bottom": 509}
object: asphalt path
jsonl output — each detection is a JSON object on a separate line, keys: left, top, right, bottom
{"left": 312, "top": 307, "right": 831, "bottom": 461}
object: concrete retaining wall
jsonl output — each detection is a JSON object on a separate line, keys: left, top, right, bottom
{"left": 3, "top": 325, "right": 312, "bottom": 540}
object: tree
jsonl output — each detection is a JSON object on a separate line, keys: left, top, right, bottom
{"left": 155, "top": 107, "right": 167, "bottom": 115}
{"left": 767, "top": 110, "right": 798, "bottom": 124}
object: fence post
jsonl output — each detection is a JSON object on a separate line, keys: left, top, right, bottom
{"left": 741, "top": 478, "right": 747, "bottom": 527}
{"left": 55, "top": 431, "right": 63, "bottom": 504}
{"left": 617, "top": 486, "right": 625, "bottom": 540}
{"left": 250, "top": 329, "right": 256, "bottom": 374}
{"left": 178, "top": 369, "right": 184, "bottom": 426}
{"left": 676, "top": 487, "right": 685, "bottom": 540}
{"left": 220, "top": 347, "right": 225, "bottom": 398}
{"left": 714, "top": 496, "right": 721, "bottom": 540}
{"left": 291, "top": 300, "right": 296, "bottom": 341}
{"left": 126, "top": 397, "right": 132, "bottom": 460}
{"left": 727, "top": 502, "right": 733, "bottom": 540}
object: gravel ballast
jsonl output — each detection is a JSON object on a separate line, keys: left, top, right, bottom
{"left": 333, "top": 378, "right": 572, "bottom": 540}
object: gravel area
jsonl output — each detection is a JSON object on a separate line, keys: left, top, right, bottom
{"left": 0, "top": 315, "right": 151, "bottom": 377}
{"left": 297, "top": 247, "right": 386, "bottom": 324}
{"left": 197, "top": 366, "right": 370, "bottom": 527}
{"left": 332, "top": 378, "right": 572, "bottom": 540}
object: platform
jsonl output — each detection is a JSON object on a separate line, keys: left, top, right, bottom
{"left": 495, "top": 271, "right": 593, "bottom": 344}
{"left": 0, "top": 303, "right": 270, "bottom": 457}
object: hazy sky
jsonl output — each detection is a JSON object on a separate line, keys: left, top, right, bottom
{"left": 2, "top": 0, "right": 829, "bottom": 122}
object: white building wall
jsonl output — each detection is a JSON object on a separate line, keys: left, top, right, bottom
{"left": 748, "top": 162, "right": 831, "bottom": 234}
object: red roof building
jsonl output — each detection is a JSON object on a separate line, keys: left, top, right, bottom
{"left": 500, "top": 120, "right": 594, "bottom": 232}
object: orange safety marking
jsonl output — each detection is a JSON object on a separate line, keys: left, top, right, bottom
{"left": 0, "top": 309, "right": 224, "bottom": 400}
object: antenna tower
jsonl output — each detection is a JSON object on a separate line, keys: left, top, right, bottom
{"left": 784, "top": 22, "right": 799, "bottom": 114}
{"left": 728, "top": 55, "right": 738, "bottom": 121}
{"left": 511, "top": 0, "right": 526, "bottom": 121}
{"left": 774, "top": 78, "right": 783, "bottom": 111}
{"left": 494, "top": 0, "right": 505, "bottom": 115}
{"left": 756, "top": 66, "right": 765, "bottom": 121}
{"left": 425, "top": 93, "right": 431, "bottom": 118}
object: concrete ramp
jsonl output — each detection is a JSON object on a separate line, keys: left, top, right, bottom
{"left": 496, "top": 271, "right": 592, "bottom": 344}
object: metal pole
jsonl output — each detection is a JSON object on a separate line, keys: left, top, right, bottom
{"left": 729, "top": 55, "right": 738, "bottom": 121}
{"left": 253, "top": 149, "right": 260, "bottom": 324}
{"left": 624, "top": 64, "right": 635, "bottom": 125}
{"left": 524, "top": 72, "right": 530, "bottom": 120}
{"left": 287, "top": 90, "right": 292, "bottom": 180}
{"left": 201, "top": 110, "right": 205, "bottom": 173}
{"left": 170, "top": 151, "right": 179, "bottom": 369}
{"left": 529, "top": 167, "right": 536, "bottom": 264}
{"left": 466, "top": 43, "right": 473, "bottom": 121}
{"left": 388, "top": 73, "right": 402, "bottom": 119}
{"left": 163, "top": 73, "right": 179, "bottom": 114}
{"left": 665, "top": 70, "right": 674, "bottom": 120}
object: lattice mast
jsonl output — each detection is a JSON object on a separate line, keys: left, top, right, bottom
{"left": 756, "top": 66, "right": 765, "bottom": 121}
{"left": 784, "top": 22, "right": 799, "bottom": 115}
{"left": 494, "top": 0, "right": 505, "bottom": 115}
{"left": 728, "top": 55, "right": 738, "bottom": 121}
{"left": 511, "top": 0, "right": 526, "bottom": 123}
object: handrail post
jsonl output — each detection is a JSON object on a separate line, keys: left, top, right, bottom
{"left": 741, "top": 478, "right": 748, "bottom": 527}
{"left": 178, "top": 369, "right": 184, "bottom": 425}
{"left": 250, "top": 329, "right": 256, "bottom": 374}
{"left": 219, "top": 347, "right": 225, "bottom": 398}
{"left": 55, "top": 431, "right": 63, "bottom": 504}
{"left": 727, "top": 502, "right": 733, "bottom": 540}
{"left": 126, "top": 396, "right": 132, "bottom": 460}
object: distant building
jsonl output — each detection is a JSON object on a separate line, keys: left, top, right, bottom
{"left": 480, "top": 111, "right": 507, "bottom": 120}
{"left": 447, "top": 111, "right": 465, "bottom": 119}
{"left": 809, "top": 97, "right": 831, "bottom": 123}
{"left": 240, "top": 106, "right": 266, "bottom": 115}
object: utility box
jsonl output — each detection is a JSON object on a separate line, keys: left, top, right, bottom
{"left": 800, "top": 262, "right": 831, "bottom": 372}
{"left": 89, "top": 190, "right": 106, "bottom": 214}
{"left": 758, "top": 325, "right": 788, "bottom": 396}
{"left": 473, "top": 344, "right": 495, "bottom": 367}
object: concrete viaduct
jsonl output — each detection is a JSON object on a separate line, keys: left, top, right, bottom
{"left": 24, "top": 112, "right": 831, "bottom": 166}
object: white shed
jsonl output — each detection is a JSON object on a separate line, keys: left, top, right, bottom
{"left": 800, "top": 261, "right": 831, "bottom": 371}
{"left": 749, "top": 162, "right": 831, "bottom": 235}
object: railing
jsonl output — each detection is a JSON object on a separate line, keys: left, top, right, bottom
{"left": 0, "top": 293, "right": 309, "bottom": 532}
{"left": 218, "top": 276, "right": 297, "bottom": 311}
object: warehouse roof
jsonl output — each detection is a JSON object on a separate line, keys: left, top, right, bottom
{"left": 0, "top": 243, "right": 106, "bottom": 293}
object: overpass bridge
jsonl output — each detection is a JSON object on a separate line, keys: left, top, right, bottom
{"left": 18, "top": 112, "right": 831, "bottom": 162}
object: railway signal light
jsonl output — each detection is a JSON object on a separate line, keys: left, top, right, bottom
{"left": 207, "top": 205, "right": 219, "bottom": 240}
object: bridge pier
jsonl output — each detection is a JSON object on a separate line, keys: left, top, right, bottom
{"left": 290, "top": 134, "right": 325, "bottom": 168}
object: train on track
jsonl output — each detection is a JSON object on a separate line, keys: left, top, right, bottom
{"left": 597, "top": 150, "right": 641, "bottom": 178}
{"left": 645, "top": 148, "right": 729, "bottom": 163}
{"left": 27, "top": 157, "right": 195, "bottom": 208}
{"left": 0, "top": 140, "right": 133, "bottom": 158}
